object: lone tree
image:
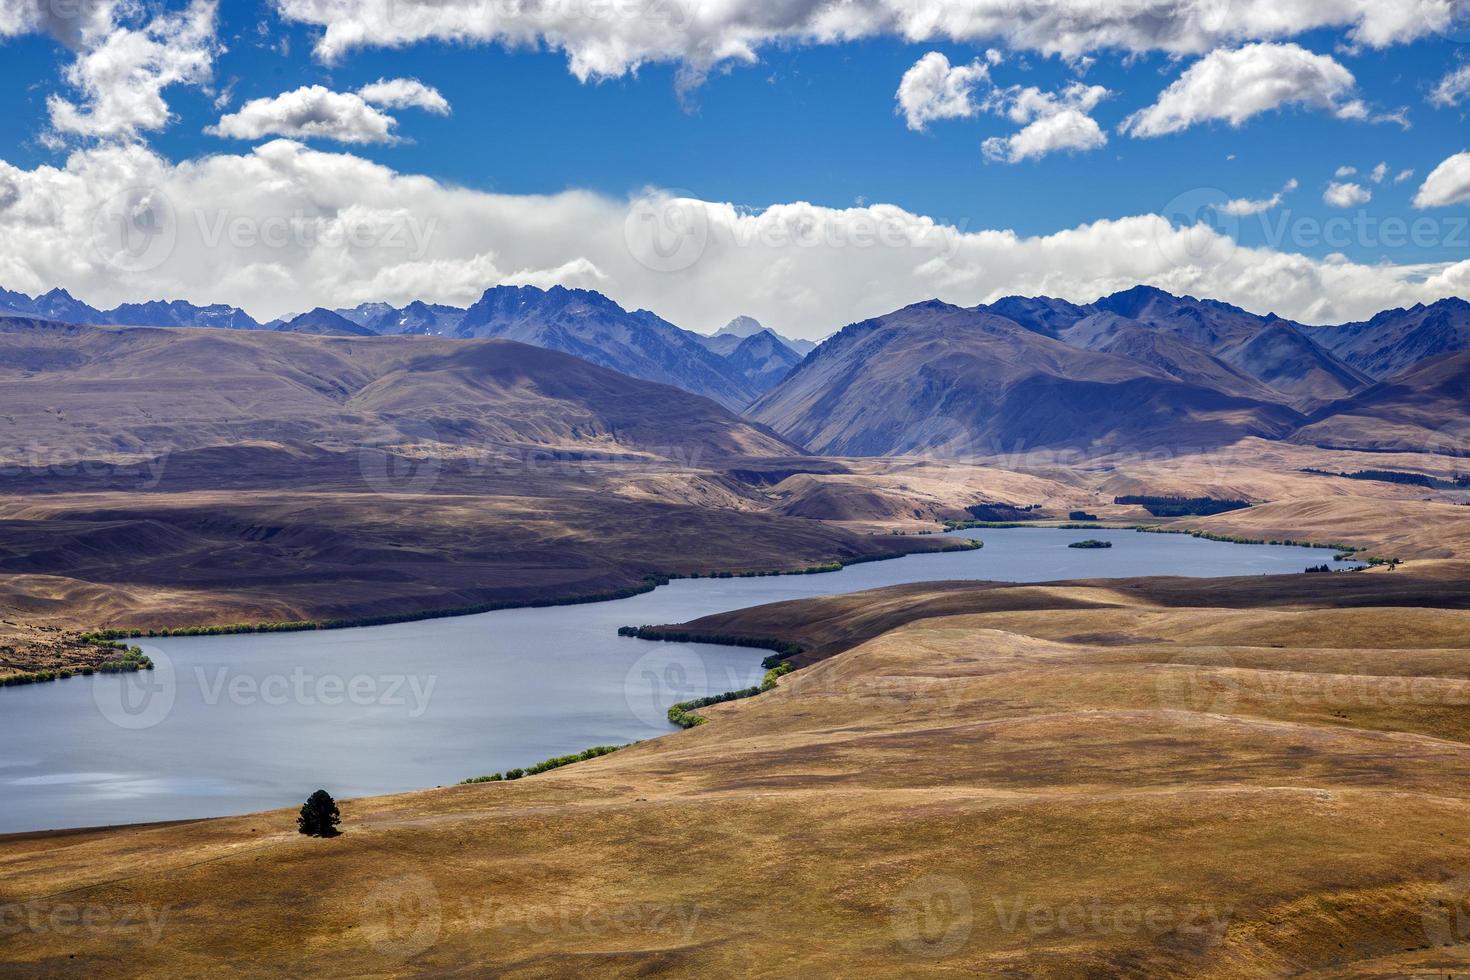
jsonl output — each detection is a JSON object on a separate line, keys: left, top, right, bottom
{"left": 297, "top": 789, "right": 341, "bottom": 837}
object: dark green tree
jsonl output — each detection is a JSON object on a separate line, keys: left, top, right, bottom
{"left": 297, "top": 789, "right": 341, "bottom": 837}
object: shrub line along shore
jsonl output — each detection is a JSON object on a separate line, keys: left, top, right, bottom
{"left": 0, "top": 636, "right": 154, "bottom": 688}
{"left": 77, "top": 540, "right": 980, "bottom": 642}
{"left": 9, "top": 539, "right": 976, "bottom": 690}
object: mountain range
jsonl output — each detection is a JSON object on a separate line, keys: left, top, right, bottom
{"left": 2, "top": 282, "right": 1467, "bottom": 456}
{"left": 0, "top": 285, "right": 806, "bottom": 411}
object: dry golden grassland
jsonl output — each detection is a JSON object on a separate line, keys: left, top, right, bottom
{"left": 5, "top": 570, "right": 1470, "bottom": 977}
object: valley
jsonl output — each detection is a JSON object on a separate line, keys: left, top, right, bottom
{"left": 0, "top": 287, "right": 1467, "bottom": 977}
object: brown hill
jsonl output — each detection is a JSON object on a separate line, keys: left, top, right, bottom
{"left": 1291, "top": 349, "right": 1470, "bottom": 456}
{"left": 747, "top": 301, "right": 1303, "bottom": 456}
{"left": 0, "top": 316, "right": 797, "bottom": 469}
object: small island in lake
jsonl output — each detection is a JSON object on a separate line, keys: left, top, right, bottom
{"left": 1068, "top": 539, "right": 1113, "bottom": 549}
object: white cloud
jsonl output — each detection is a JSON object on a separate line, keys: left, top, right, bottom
{"left": 895, "top": 52, "right": 990, "bottom": 131}
{"left": 1414, "top": 151, "right": 1470, "bottom": 208}
{"left": 1395, "top": 168, "right": 1416, "bottom": 184}
{"left": 271, "top": 0, "right": 1454, "bottom": 79}
{"left": 1323, "top": 181, "right": 1371, "bottom": 208}
{"left": 208, "top": 79, "right": 451, "bottom": 144}
{"left": 1335, "top": 165, "right": 1357, "bottom": 177}
{"left": 1369, "top": 162, "right": 1388, "bottom": 183}
{"left": 357, "top": 77, "right": 450, "bottom": 114}
{"left": 1431, "top": 63, "right": 1470, "bottom": 107}
{"left": 209, "top": 86, "right": 401, "bottom": 144}
{"left": 1218, "top": 178, "right": 1297, "bottom": 216}
{"left": 2, "top": 140, "right": 1468, "bottom": 333}
{"left": 981, "top": 83, "right": 1109, "bottom": 163}
{"left": 44, "top": 0, "right": 219, "bottom": 142}
{"left": 1121, "top": 43, "right": 1362, "bottom": 138}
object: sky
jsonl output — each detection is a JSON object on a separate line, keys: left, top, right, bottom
{"left": 1, "top": 0, "right": 1469, "bottom": 336}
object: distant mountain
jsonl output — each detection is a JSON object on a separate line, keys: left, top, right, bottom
{"left": 332, "top": 300, "right": 467, "bottom": 336}
{"left": 106, "top": 300, "right": 261, "bottom": 331}
{"left": 985, "top": 285, "right": 1371, "bottom": 407}
{"left": 453, "top": 285, "right": 759, "bottom": 410}
{"left": 724, "top": 329, "right": 804, "bottom": 393}
{"left": 712, "top": 315, "right": 817, "bottom": 356}
{"left": 1303, "top": 298, "right": 1470, "bottom": 380}
{"left": 277, "top": 308, "right": 378, "bottom": 337}
{"left": 0, "top": 287, "right": 104, "bottom": 324}
{"left": 1292, "top": 348, "right": 1470, "bottom": 456}
{"left": 334, "top": 302, "right": 397, "bottom": 329}
{"left": 0, "top": 288, "right": 261, "bottom": 331}
{"left": 748, "top": 300, "right": 1303, "bottom": 456}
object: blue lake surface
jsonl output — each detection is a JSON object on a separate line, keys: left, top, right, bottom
{"left": 0, "top": 528, "right": 1360, "bottom": 833}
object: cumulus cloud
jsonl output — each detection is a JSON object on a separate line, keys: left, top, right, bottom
{"left": 1369, "top": 162, "right": 1389, "bottom": 183}
{"left": 1335, "top": 165, "right": 1357, "bottom": 177}
{"left": 1218, "top": 178, "right": 1297, "bottom": 216}
{"left": 1, "top": 140, "right": 1467, "bottom": 332}
{"left": 1395, "top": 168, "right": 1416, "bottom": 184}
{"left": 982, "top": 83, "right": 1110, "bottom": 163}
{"left": 208, "top": 78, "right": 450, "bottom": 144}
{"left": 1121, "top": 43, "right": 1364, "bottom": 137}
{"left": 1431, "top": 63, "right": 1470, "bottom": 107}
{"left": 895, "top": 52, "right": 990, "bottom": 131}
{"left": 44, "top": 0, "right": 219, "bottom": 142}
{"left": 1414, "top": 151, "right": 1470, "bottom": 208}
{"left": 271, "top": 0, "right": 1453, "bottom": 79}
{"left": 357, "top": 77, "right": 450, "bottom": 114}
{"left": 1323, "top": 181, "right": 1371, "bottom": 208}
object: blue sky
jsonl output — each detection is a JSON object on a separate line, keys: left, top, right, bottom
{"left": 0, "top": 1, "right": 1468, "bottom": 332}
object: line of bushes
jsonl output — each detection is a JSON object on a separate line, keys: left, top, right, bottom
{"left": 1302, "top": 467, "right": 1469, "bottom": 489}
{"left": 2, "top": 638, "right": 153, "bottom": 689}
{"left": 1129, "top": 525, "right": 1363, "bottom": 554}
{"left": 666, "top": 661, "right": 795, "bottom": 729}
{"left": 462, "top": 744, "right": 625, "bottom": 784}
{"left": 81, "top": 575, "right": 679, "bottom": 640}
{"left": 83, "top": 540, "right": 983, "bottom": 640}
{"left": 616, "top": 627, "right": 805, "bottom": 669}
{"left": 1113, "top": 495, "right": 1251, "bottom": 517}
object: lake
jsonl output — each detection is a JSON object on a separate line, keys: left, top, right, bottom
{"left": 0, "top": 528, "right": 1361, "bottom": 833}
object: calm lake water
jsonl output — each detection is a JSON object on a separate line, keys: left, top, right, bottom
{"left": 0, "top": 528, "right": 1360, "bottom": 833}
